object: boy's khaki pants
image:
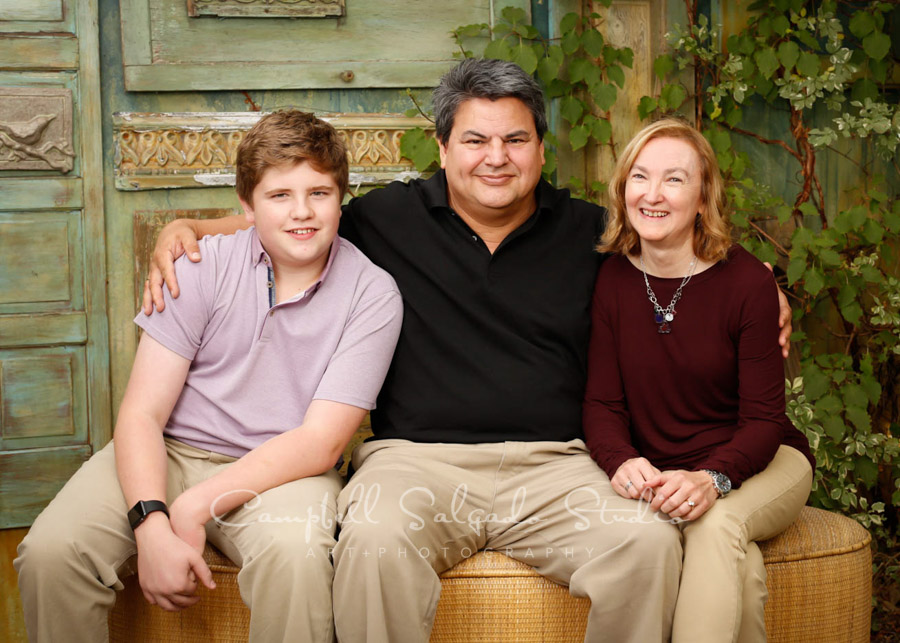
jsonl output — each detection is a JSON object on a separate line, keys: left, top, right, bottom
{"left": 15, "top": 439, "right": 342, "bottom": 643}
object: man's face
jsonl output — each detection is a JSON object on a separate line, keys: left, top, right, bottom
{"left": 240, "top": 161, "right": 342, "bottom": 282}
{"left": 439, "top": 97, "right": 545, "bottom": 224}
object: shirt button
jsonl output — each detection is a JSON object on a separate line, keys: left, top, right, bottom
{"left": 269, "top": 311, "right": 275, "bottom": 317}
{"left": 267, "top": 281, "right": 273, "bottom": 288}
{"left": 263, "top": 257, "right": 269, "bottom": 264}
{"left": 471, "top": 235, "right": 478, "bottom": 241}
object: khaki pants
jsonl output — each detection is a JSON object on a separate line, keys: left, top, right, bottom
{"left": 333, "top": 439, "right": 683, "bottom": 643}
{"left": 15, "top": 439, "right": 342, "bottom": 643}
{"left": 673, "top": 445, "right": 813, "bottom": 643}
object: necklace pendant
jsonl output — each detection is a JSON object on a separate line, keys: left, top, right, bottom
{"left": 664, "top": 312, "right": 674, "bottom": 322}
{"left": 654, "top": 312, "right": 664, "bottom": 324}
{"left": 658, "top": 322, "right": 671, "bottom": 334}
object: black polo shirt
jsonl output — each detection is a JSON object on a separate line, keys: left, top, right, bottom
{"left": 340, "top": 170, "right": 607, "bottom": 443}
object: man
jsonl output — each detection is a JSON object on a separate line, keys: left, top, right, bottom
{"left": 147, "top": 59, "right": 791, "bottom": 642}
{"left": 16, "top": 111, "right": 402, "bottom": 642}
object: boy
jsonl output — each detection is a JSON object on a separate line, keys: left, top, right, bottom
{"left": 15, "top": 110, "right": 403, "bottom": 642}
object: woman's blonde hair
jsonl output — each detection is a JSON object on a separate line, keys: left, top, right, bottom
{"left": 598, "top": 118, "right": 732, "bottom": 262}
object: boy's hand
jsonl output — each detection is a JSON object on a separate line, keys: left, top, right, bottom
{"left": 169, "top": 493, "right": 210, "bottom": 554}
{"left": 134, "top": 513, "right": 215, "bottom": 611}
{"left": 142, "top": 219, "right": 202, "bottom": 315}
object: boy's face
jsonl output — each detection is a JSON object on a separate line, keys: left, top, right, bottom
{"left": 240, "top": 161, "right": 342, "bottom": 281}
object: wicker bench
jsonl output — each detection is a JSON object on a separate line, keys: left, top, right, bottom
{"left": 109, "top": 506, "right": 871, "bottom": 642}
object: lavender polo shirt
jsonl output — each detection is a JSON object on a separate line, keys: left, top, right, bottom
{"left": 134, "top": 227, "right": 403, "bottom": 458}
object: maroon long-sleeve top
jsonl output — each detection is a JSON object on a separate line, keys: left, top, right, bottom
{"left": 583, "top": 245, "right": 814, "bottom": 488}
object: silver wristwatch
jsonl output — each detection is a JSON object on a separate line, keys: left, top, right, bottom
{"left": 702, "top": 470, "right": 732, "bottom": 497}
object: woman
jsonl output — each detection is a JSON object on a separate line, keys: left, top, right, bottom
{"left": 583, "top": 118, "right": 815, "bottom": 643}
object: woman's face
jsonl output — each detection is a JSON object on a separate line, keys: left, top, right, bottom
{"left": 624, "top": 136, "right": 706, "bottom": 253}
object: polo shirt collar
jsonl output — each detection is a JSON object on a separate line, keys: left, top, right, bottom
{"left": 249, "top": 226, "right": 340, "bottom": 292}
{"left": 421, "top": 169, "right": 556, "bottom": 218}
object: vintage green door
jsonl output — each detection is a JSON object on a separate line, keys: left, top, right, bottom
{"left": 0, "top": 0, "right": 109, "bottom": 528}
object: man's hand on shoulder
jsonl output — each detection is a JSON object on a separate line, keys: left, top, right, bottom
{"left": 142, "top": 219, "right": 203, "bottom": 315}
{"left": 133, "top": 512, "right": 215, "bottom": 611}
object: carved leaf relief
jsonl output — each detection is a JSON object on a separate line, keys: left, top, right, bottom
{"left": 0, "top": 88, "right": 74, "bottom": 173}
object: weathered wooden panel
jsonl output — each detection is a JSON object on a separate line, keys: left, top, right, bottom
{"left": 0, "top": 444, "right": 91, "bottom": 528}
{"left": 0, "top": 0, "right": 64, "bottom": 22}
{"left": 0, "top": 87, "right": 74, "bottom": 172}
{"left": 187, "top": 0, "right": 344, "bottom": 18}
{"left": 0, "top": 528, "right": 28, "bottom": 643}
{"left": 0, "top": 312, "right": 87, "bottom": 348}
{"left": 121, "top": 0, "right": 530, "bottom": 90}
{"left": 0, "top": 221, "right": 70, "bottom": 305}
{"left": 0, "top": 35, "right": 78, "bottom": 70}
{"left": 114, "top": 112, "right": 433, "bottom": 190}
{"left": 0, "top": 177, "right": 83, "bottom": 210}
{"left": 1, "top": 354, "right": 77, "bottom": 440}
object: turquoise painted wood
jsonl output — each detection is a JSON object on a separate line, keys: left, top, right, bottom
{"left": 0, "top": 0, "right": 110, "bottom": 529}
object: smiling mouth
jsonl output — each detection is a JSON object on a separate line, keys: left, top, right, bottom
{"left": 287, "top": 227, "right": 316, "bottom": 237}
{"left": 477, "top": 174, "right": 514, "bottom": 184}
{"left": 641, "top": 208, "right": 669, "bottom": 218}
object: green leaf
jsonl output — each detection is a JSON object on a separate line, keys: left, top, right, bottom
{"left": 559, "top": 12, "right": 579, "bottom": 34}
{"left": 776, "top": 205, "right": 792, "bottom": 224}
{"left": 618, "top": 48, "right": 634, "bottom": 69}
{"left": 777, "top": 41, "right": 800, "bottom": 71}
{"left": 592, "top": 83, "right": 618, "bottom": 111}
{"left": 607, "top": 64, "right": 626, "bottom": 89}
{"left": 501, "top": 6, "right": 527, "bottom": 23}
{"left": 801, "top": 363, "right": 830, "bottom": 400}
{"left": 660, "top": 84, "right": 687, "bottom": 111}
{"left": 842, "top": 383, "right": 868, "bottom": 409}
{"left": 863, "top": 31, "right": 891, "bottom": 61}
{"left": 484, "top": 38, "right": 513, "bottom": 61}
{"left": 755, "top": 47, "right": 780, "bottom": 79}
{"left": 560, "top": 96, "right": 584, "bottom": 125}
{"left": 883, "top": 203, "right": 900, "bottom": 233}
{"left": 568, "top": 58, "right": 591, "bottom": 83}
{"left": 796, "top": 51, "right": 820, "bottom": 77}
{"left": 854, "top": 458, "right": 879, "bottom": 488}
{"left": 849, "top": 11, "right": 876, "bottom": 39}
{"left": 787, "top": 256, "right": 806, "bottom": 285}
{"left": 512, "top": 44, "right": 539, "bottom": 75}
{"left": 798, "top": 201, "right": 819, "bottom": 218}
{"left": 851, "top": 78, "right": 879, "bottom": 103}
{"left": 837, "top": 284, "right": 857, "bottom": 309}
{"left": 815, "top": 394, "right": 843, "bottom": 415}
{"left": 803, "top": 267, "right": 825, "bottom": 296}
{"left": 592, "top": 118, "right": 612, "bottom": 144}
{"left": 562, "top": 30, "right": 580, "bottom": 56}
{"left": 638, "top": 96, "right": 658, "bottom": 119}
{"left": 845, "top": 405, "right": 871, "bottom": 431}
{"left": 861, "top": 265, "right": 883, "bottom": 283}
{"left": 653, "top": 54, "right": 675, "bottom": 80}
{"left": 834, "top": 205, "right": 868, "bottom": 233}
{"left": 863, "top": 218, "right": 884, "bottom": 244}
{"left": 818, "top": 248, "right": 841, "bottom": 266}
{"left": 860, "top": 374, "right": 882, "bottom": 404}
{"left": 582, "top": 28, "right": 605, "bottom": 58}
{"left": 569, "top": 124, "right": 590, "bottom": 151}
{"left": 822, "top": 415, "right": 846, "bottom": 441}
{"left": 772, "top": 15, "right": 790, "bottom": 36}
{"left": 399, "top": 128, "right": 440, "bottom": 172}
{"left": 537, "top": 56, "right": 561, "bottom": 85}
{"left": 795, "top": 29, "right": 819, "bottom": 51}
{"left": 868, "top": 188, "right": 888, "bottom": 203}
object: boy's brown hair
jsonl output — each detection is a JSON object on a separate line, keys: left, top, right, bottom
{"left": 235, "top": 110, "right": 349, "bottom": 204}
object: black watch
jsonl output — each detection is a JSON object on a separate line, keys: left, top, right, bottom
{"left": 702, "top": 470, "right": 732, "bottom": 498}
{"left": 127, "top": 500, "right": 170, "bottom": 530}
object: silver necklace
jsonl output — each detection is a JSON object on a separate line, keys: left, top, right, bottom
{"left": 639, "top": 255, "right": 698, "bottom": 334}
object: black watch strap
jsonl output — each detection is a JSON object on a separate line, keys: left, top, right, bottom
{"left": 127, "top": 500, "right": 169, "bottom": 530}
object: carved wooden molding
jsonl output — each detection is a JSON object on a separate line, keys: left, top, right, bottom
{"left": 0, "top": 87, "right": 74, "bottom": 173}
{"left": 113, "top": 112, "right": 433, "bottom": 191}
{"left": 187, "top": 0, "right": 345, "bottom": 18}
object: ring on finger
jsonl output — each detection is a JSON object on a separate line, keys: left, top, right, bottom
{"left": 687, "top": 500, "right": 696, "bottom": 508}
{"left": 624, "top": 480, "right": 634, "bottom": 491}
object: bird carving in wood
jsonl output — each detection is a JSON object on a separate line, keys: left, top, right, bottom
{"left": 0, "top": 113, "right": 57, "bottom": 146}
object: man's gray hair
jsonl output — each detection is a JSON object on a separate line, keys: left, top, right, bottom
{"left": 433, "top": 58, "right": 547, "bottom": 144}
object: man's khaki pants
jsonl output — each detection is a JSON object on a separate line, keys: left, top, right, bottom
{"left": 673, "top": 445, "right": 813, "bottom": 643}
{"left": 333, "top": 439, "right": 683, "bottom": 643}
{"left": 15, "top": 439, "right": 342, "bottom": 643}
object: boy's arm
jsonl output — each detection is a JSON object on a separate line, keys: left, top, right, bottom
{"left": 168, "top": 399, "right": 367, "bottom": 547}
{"left": 115, "top": 333, "right": 215, "bottom": 611}
{"left": 143, "top": 214, "right": 249, "bottom": 314}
